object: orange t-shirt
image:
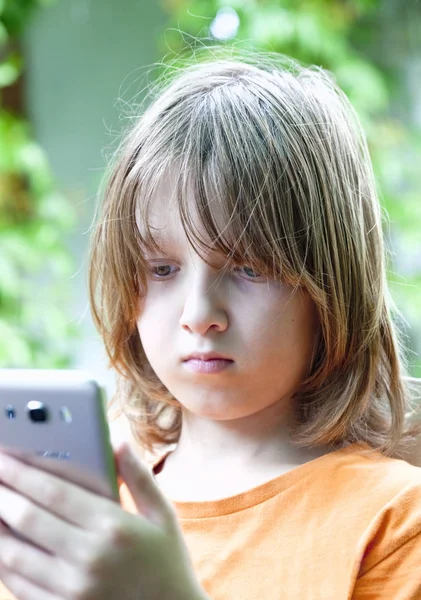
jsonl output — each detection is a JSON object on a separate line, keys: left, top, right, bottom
{"left": 1, "top": 442, "right": 421, "bottom": 599}
{"left": 126, "top": 442, "right": 421, "bottom": 599}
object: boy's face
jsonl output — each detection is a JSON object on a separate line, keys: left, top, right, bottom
{"left": 136, "top": 176, "right": 319, "bottom": 423}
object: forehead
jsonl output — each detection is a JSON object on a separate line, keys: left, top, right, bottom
{"left": 136, "top": 169, "right": 227, "bottom": 248}
{"left": 139, "top": 180, "right": 179, "bottom": 242}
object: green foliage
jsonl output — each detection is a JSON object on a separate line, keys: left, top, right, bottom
{"left": 161, "top": 0, "right": 421, "bottom": 376}
{"left": 0, "top": 0, "right": 54, "bottom": 37}
{"left": 0, "top": 0, "right": 77, "bottom": 368}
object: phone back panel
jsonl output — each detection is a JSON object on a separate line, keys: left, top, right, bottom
{"left": 0, "top": 370, "right": 118, "bottom": 501}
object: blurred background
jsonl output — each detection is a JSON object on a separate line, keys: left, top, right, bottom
{"left": 1, "top": 0, "right": 420, "bottom": 398}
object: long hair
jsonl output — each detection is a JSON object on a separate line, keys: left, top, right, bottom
{"left": 89, "top": 48, "right": 420, "bottom": 459}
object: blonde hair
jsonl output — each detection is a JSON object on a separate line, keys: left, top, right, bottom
{"left": 89, "top": 48, "right": 419, "bottom": 459}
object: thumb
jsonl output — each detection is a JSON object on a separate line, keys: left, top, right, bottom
{"left": 114, "top": 441, "right": 171, "bottom": 526}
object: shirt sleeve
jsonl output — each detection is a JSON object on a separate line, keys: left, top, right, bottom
{"left": 353, "top": 530, "right": 421, "bottom": 599}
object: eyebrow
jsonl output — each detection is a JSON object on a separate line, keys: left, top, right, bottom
{"left": 142, "top": 231, "right": 231, "bottom": 265}
{"left": 140, "top": 229, "right": 182, "bottom": 252}
{"left": 152, "top": 231, "right": 180, "bottom": 245}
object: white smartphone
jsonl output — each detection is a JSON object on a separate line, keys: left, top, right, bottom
{"left": 0, "top": 369, "right": 119, "bottom": 502}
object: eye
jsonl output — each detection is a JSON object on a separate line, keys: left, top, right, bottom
{"left": 235, "top": 265, "right": 263, "bottom": 279}
{"left": 150, "top": 264, "right": 178, "bottom": 279}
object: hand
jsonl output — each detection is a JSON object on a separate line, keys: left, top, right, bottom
{"left": 0, "top": 444, "right": 207, "bottom": 600}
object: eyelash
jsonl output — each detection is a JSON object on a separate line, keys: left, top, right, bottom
{"left": 148, "top": 264, "right": 263, "bottom": 281}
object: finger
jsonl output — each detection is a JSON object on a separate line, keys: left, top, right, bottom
{"left": 0, "top": 565, "right": 60, "bottom": 600}
{"left": 0, "top": 452, "right": 112, "bottom": 529}
{"left": 0, "top": 485, "right": 95, "bottom": 563}
{"left": 115, "top": 442, "right": 172, "bottom": 526}
{"left": 0, "top": 526, "right": 78, "bottom": 597}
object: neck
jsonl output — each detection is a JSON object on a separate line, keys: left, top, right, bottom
{"left": 167, "top": 401, "right": 326, "bottom": 474}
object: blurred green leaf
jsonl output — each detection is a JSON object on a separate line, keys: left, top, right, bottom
{"left": 0, "top": 20, "right": 8, "bottom": 44}
{"left": 0, "top": 54, "right": 21, "bottom": 88}
{"left": 0, "top": 320, "right": 32, "bottom": 366}
{"left": 248, "top": 8, "right": 295, "bottom": 47}
{"left": 1, "top": 0, "right": 48, "bottom": 37}
{"left": 335, "top": 58, "right": 389, "bottom": 113}
{"left": 216, "top": 0, "right": 245, "bottom": 10}
{"left": 0, "top": 253, "right": 20, "bottom": 297}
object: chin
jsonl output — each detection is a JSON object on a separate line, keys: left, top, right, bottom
{"left": 177, "top": 395, "right": 258, "bottom": 421}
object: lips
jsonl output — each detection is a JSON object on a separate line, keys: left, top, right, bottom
{"left": 182, "top": 353, "right": 234, "bottom": 374}
{"left": 182, "top": 352, "right": 232, "bottom": 362}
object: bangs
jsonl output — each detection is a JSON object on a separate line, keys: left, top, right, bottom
{"left": 136, "top": 166, "right": 301, "bottom": 285}
{"left": 132, "top": 75, "right": 311, "bottom": 287}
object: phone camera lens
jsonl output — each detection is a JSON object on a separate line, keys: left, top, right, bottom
{"left": 5, "top": 406, "right": 16, "bottom": 420}
{"left": 27, "top": 401, "right": 49, "bottom": 423}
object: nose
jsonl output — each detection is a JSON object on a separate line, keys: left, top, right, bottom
{"left": 180, "top": 271, "right": 228, "bottom": 335}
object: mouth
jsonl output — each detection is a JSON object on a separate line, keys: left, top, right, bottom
{"left": 182, "top": 353, "right": 234, "bottom": 375}
{"left": 182, "top": 352, "right": 233, "bottom": 362}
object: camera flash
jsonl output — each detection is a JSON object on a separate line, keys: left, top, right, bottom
{"left": 59, "top": 406, "right": 72, "bottom": 424}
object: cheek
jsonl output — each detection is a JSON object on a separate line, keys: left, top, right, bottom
{"left": 137, "top": 299, "right": 158, "bottom": 350}
{"left": 264, "top": 291, "right": 319, "bottom": 355}
{"left": 136, "top": 294, "right": 175, "bottom": 357}
{"left": 290, "top": 297, "right": 318, "bottom": 341}
{"left": 288, "top": 295, "right": 320, "bottom": 368}
{"left": 137, "top": 320, "right": 164, "bottom": 380}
